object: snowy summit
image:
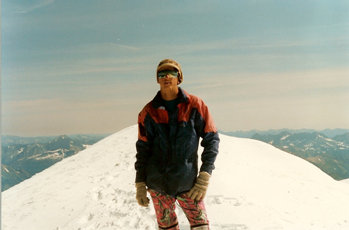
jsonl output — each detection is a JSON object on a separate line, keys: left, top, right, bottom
{"left": 2, "top": 125, "right": 349, "bottom": 230}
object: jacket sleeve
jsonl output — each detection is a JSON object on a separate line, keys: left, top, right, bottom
{"left": 195, "top": 101, "right": 220, "bottom": 175}
{"left": 135, "top": 109, "right": 152, "bottom": 183}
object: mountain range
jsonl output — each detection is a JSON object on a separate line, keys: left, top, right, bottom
{"left": 1, "top": 134, "right": 108, "bottom": 191}
{"left": 221, "top": 128, "right": 349, "bottom": 138}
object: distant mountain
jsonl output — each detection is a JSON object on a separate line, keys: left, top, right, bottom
{"left": 1, "top": 135, "right": 56, "bottom": 145}
{"left": 1, "top": 134, "right": 108, "bottom": 146}
{"left": 69, "top": 134, "right": 109, "bottom": 145}
{"left": 1, "top": 134, "right": 108, "bottom": 191}
{"left": 320, "top": 129, "right": 349, "bottom": 138}
{"left": 333, "top": 133, "right": 349, "bottom": 144}
{"left": 221, "top": 128, "right": 349, "bottom": 138}
{"left": 250, "top": 131, "right": 349, "bottom": 180}
{"left": 1, "top": 164, "right": 32, "bottom": 190}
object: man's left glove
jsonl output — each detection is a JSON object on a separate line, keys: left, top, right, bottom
{"left": 135, "top": 182, "right": 150, "bottom": 207}
{"left": 187, "top": 171, "right": 211, "bottom": 201}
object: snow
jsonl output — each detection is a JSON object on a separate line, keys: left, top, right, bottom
{"left": 2, "top": 125, "right": 349, "bottom": 230}
{"left": 280, "top": 135, "right": 290, "bottom": 140}
{"left": 35, "top": 152, "right": 63, "bottom": 160}
{"left": 323, "top": 137, "right": 335, "bottom": 142}
{"left": 46, "top": 149, "right": 62, "bottom": 153}
{"left": 3, "top": 166, "right": 10, "bottom": 173}
{"left": 27, "top": 153, "right": 43, "bottom": 160}
{"left": 17, "top": 147, "right": 24, "bottom": 154}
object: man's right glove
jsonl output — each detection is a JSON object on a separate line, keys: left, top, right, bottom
{"left": 135, "top": 182, "right": 150, "bottom": 207}
{"left": 187, "top": 171, "right": 211, "bottom": 201}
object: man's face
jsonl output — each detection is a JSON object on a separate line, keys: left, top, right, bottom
{"left": 157, "top": 67, "right": 179, "bottom": 89}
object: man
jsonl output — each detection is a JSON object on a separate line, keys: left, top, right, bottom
{"left": 135, "top": 59, "right": 219, "bottom": 230}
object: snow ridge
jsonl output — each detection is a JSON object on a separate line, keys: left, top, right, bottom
{"left": 2, "top": 125, "right": 349, "bottom": 230}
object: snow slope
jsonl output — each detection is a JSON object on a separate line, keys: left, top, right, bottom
{"left": 2, "top": 125, "right": 349, "bottom": 230}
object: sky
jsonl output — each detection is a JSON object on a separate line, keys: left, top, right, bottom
{"left": 1, "top": 0, "right": 349, "bottom": 136}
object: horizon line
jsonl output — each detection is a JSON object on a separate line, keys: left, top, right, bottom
{"left": 2, "top": 127, "right": 349, "bottom": 138}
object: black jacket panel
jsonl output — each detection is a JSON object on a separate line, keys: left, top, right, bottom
{"left": 135, "top": 88, "right": 219, "bottom": 196}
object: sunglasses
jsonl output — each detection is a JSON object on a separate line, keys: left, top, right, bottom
{"left": 157, "top": 70, "right": 178, "bottom": 79}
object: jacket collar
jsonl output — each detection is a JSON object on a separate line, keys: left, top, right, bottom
{"left": 152, "top": 87, "right": 188, "bottom": 108}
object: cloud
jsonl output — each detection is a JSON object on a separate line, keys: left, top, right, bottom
{"left": 14, "top": 0, "right": 55, "bottom": 14}
{"left": 1, "top": 97, "right": 142, "bottom": 135}
{"left": 182, "top": 67, "right": 349, "bottom": 111}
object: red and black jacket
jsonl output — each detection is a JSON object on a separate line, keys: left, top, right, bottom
{"left": 135, "top": 87, "right": 219, "bottom": 196}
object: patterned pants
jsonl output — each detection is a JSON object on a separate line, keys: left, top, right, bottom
{"left": 149, "top": 189, "right": 209, "bottom": 230}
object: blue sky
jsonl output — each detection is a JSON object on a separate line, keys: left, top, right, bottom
{"left": 1, "top": 0, "right": 349, "bottom": 136}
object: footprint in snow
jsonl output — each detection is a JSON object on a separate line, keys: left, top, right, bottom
{"left": 206, "top": 195, "right": 242, "bottom": 206}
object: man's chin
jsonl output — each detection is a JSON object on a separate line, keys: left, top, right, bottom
{"left": 162, "top": 85, "right": 177, "bottom": 90}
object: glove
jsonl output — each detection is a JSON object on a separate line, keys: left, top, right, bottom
{"left": 187, "top": 171, "right": 211, "bottom": 201}
{"left": 135, "top": 182, "right": 150, "bottom": 207}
